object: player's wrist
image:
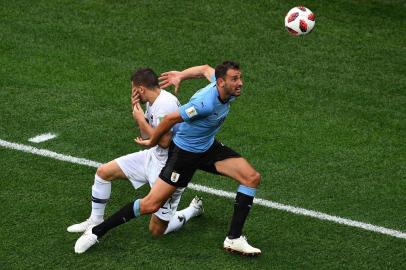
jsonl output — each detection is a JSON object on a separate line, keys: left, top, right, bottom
{"left": 178, "top": 71, "right": 188, "bottom": 82}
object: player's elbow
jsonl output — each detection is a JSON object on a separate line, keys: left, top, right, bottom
{"left": 158, "top": 140, "right": 170, "bottom": 149}
{"left": 202, "top": 64, "right": 211, "bottom": 72}
{"left": 158, "top": 133, "right": 172, "bottom": 149}
{"left": 202, "top": 64, "right": 214, "bottom": 80}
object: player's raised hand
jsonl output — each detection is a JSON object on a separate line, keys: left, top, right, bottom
{"left": 134, "top": 137, "right": 152, "bottom": 147}
{"left": 159, "top": 71, "right": 182, "bottom": 95}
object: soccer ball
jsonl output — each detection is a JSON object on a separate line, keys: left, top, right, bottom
{"left": 284, "top": 6, "right": 315, "bottom": 36}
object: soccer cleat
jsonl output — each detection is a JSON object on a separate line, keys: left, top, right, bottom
{"left": 67, "top": 218, "right": 103, "bottom": 233}
{"left": 74, "top": 227, "right": 98, "bottom": 254}
{"left": 190, "top": 196, "right": 204, "bottom": 217}
{"left": 223, "top": 235, "right": 261, "bottom": 256}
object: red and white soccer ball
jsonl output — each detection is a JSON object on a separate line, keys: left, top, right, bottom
{"left": 284, "top": 6, "right": 315, "bottom": 36}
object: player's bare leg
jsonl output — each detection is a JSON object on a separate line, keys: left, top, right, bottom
{"left": 163, "top": 196, "right": 204, "bottom": 234}
{"left": 75, "top": 178, "right": 175, "bottom": 253}
{"left": 215, "top": 157, "right": 260, "bottom": 188}
{"left": 146, "top": 196, "right": 204, "bottom": 236}
{"left": 67, "top": 161, "right": 126, "bottom": 233}
{"left": 149, "top": 215, "right": 169, "bottom": 236}
{"left": 215, "top": 157, "right": 261, "bottom": 256}
{"left": 140, "top": 179, "right": 177, "bottom": 214}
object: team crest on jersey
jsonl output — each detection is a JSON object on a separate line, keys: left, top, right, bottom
{"left": 185, "top": 106, "right": 198, "bottom": 118}
{"left": 170, "top": 171, "right": 180, "bottom": 183}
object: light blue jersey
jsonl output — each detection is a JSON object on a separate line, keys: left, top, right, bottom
{"left": 174, "top": 76, "right": 235, "bottom": 153}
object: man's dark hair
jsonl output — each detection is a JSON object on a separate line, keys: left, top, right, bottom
{"left": 215, "top": 61, "right": 240, "bottom": 80}
{"left": 131, "top": 68, "right": 159, "bottom": 89}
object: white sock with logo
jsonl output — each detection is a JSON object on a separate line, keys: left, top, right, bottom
{"left": 164, "top": 206, "right": 199, "bottom": 234}
{"left": 90, "top": 174, "right": 111, "bottom": 223}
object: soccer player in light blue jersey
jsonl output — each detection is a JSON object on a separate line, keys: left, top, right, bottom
{"left": 75, "top": 61, "right": 262, "bottom": 256}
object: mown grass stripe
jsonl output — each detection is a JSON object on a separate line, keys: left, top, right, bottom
{"left": 1, "top": 138, "right": 405, "bottom": 240}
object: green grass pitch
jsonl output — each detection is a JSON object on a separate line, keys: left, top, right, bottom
{"left": 1, "top": 0, "right": 405, "bottom": 269}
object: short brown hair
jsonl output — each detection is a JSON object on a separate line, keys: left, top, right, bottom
{"left": 215, "top": 61, "right": 240, "bottom": 79}
{"left": 130, "top": 68, "right": 159, "bottom": 89}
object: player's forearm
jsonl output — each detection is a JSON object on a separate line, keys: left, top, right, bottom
{"left": 136, "top": 115, "right": 174, "bottom": 148}
{"left": 136, "top": 118, "right": 154, "bottom": 138}
{"left": 148, "top": 119, "right": 174, "bottom": 146}
{"left": 180, "top": 65, "right": 214, "bottom": 82}
{"left": 149, "top": 112, "right": 182, "bottom": 147}
{"left": 157, "top": 132, "right": 172, "bottom": 149}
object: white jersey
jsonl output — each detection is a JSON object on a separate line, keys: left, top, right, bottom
{"left": 144, "top": 89, "right": 180, "bottom": 161}
{"left": 115, "top": 89, "right": 182, "bottom": 221}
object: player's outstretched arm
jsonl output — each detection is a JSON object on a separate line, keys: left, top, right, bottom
{"left": 159, "top": 64, "right": 214, "bottom": 94}
{"left": 135, "top": 111, "right": 183, "bottom": 148}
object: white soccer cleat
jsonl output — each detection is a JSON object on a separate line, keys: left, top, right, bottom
{"left": 223, "top": 235, "right": 261, "bottom": 256}
{"left": 190, "top": 196, "right": 204, "bottom": 217}
{"left": 67, "top": 218, "right": 103, "bottom": 233}
{"left": 74, "top": 227, "right": 98, "bottom": 254}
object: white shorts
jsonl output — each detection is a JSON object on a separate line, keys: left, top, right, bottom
{"left": 115, "top": 149, "right": 184, "bottom": 221}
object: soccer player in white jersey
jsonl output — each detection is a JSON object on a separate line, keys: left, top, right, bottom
{"left": 75, "top": 62, "right": 261, "bottom": 256}
{"left": 68, "top": 68, "right": 203, "bottom": 251}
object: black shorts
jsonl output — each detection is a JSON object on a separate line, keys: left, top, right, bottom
{"left": 159, "top": 140, "right": 241, "bottom": 187}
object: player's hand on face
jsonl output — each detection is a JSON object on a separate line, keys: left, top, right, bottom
{"left": 159, "top": 71, "right": 182, "bottom": 95}
{"left": 134, "top": 137, "right": 152, "bottom": 147}
{"left": 131, "top": 88, "right": 140, "bottom": 108}
{"left": 132, "top": 102, "right": 144, "bottom": 122}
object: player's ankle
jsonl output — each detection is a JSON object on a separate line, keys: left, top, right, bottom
{"left": 90, "top": 215, "right": 103, "bottom": 223}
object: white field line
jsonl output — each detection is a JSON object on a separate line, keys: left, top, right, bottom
{"left": 1, "top": 138, "right": 405, "bottom": 240}
{"left": 28, "top": 133, "right": 58, "bottom": 143}
{"left": 0, "top": 139, "right": 101, "bottom": 168}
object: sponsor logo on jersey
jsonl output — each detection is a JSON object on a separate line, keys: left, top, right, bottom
{"left": 185, "top": 106, "right": 198, "bottom": 118}
{"left": 171, "top": 171, "right": 180, "bottom": 183}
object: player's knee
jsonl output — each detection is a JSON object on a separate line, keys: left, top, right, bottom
{"left": 96, "top": 164, "right": 118, "bottom": 181}
{"left": 96, "top": 165, "right": 110, "bottom": 180}
{"left": 247, "top": 171, "right": 261, "bottom": 187}
{"left": 149, "top": 227, "right": 162, "bottom": 237}
{"left": 149, "top": 224, "right": 165, "bottom": 237}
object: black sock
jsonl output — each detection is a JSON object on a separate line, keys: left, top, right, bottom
{"left": 227, "top": 192, "right": 254, "bottom": 239}
{"left": 92, "top": 201, "right": 135, "bottom": 238}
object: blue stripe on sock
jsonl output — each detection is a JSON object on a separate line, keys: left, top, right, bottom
{"left": 133, "top": 199, "right": 141, "bottom": 217}
{"left": 237, "top": 185, "right": 256, "bottom": 197}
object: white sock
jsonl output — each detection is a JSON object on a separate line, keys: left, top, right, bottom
{"left": 164, "top": 205, "right": 198, "bottom": 234}
{"left": 90, "top": 174, "right": 111, "bottom": 222}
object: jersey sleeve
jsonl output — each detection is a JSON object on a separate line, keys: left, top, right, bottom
{"left": 210, "top": 73, "right": 216, "bottom": 83}
{"left": 179, "top": 95, "right": 214, "bottom": 122}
